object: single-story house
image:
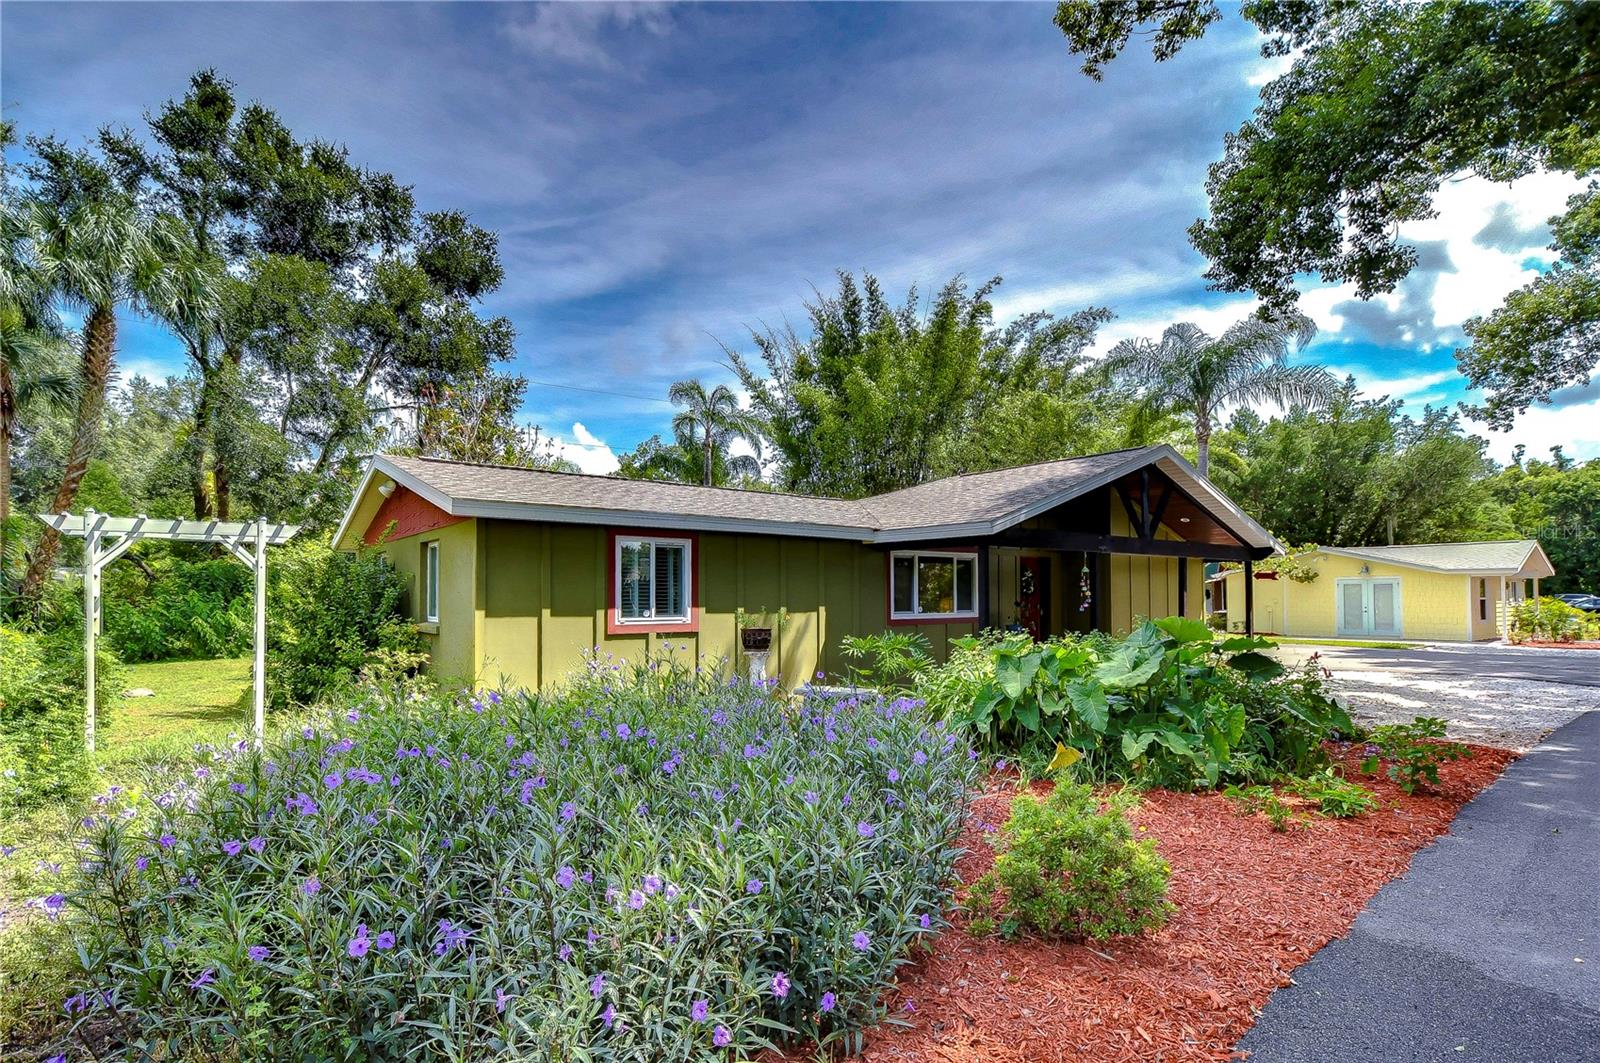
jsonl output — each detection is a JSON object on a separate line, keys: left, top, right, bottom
{"left": 333, "top": 444, "right": 1280, "bottom": 690}
{"left": 1209, "top": 540, "right": 1555, "bottom": 642}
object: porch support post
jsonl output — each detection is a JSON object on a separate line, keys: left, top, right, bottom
{"left": 1243, "top": 559, "right": 1255, "bottom": 637}
{"left": 1177, "top": 556, "right": 1188, "bottom": 618}
{"left": 1091, "top": 553, "right": 1104, "bottom": 633}
{"left": 976, "top": 543, "right": 991, "bottom": 631}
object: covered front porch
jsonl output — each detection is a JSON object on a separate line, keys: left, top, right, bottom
{"left": 876, "top": 459, "right": 1278, "bottom": 640}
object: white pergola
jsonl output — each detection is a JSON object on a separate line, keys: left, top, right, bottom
{"left": 37, "top": 510, "right": 300, "bottom": 752}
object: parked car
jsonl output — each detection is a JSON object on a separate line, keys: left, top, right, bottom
{"left": 1554, "top": 593, "right": 1600, "bottom": 612}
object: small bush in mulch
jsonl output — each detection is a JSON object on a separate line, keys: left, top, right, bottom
{"left": 965, "top": 781, "right": 1173, "bottom": 941}
{"left": 1360, "top": 716, "right": 1471, "bottom": 794}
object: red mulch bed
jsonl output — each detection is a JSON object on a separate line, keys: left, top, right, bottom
{"left": 846, "top": 743, "right": 1517, "bottom": 1063}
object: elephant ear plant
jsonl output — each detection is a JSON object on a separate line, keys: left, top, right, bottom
{"left": 953, "top": 617, "right": 1352, "bottom": 789}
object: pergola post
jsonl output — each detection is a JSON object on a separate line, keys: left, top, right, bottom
{"left": 253, "top": 516, "right": 268, "bottom": 747}
{"left": 1243, "top": 559, "right": 1255, "bottom": 637}
{"left": 83, "top": 509, "right": 101, "bottom": 753}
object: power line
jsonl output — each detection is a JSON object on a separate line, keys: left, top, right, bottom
{"left": 524, "top": 378, "right": 676, "bottom": 405}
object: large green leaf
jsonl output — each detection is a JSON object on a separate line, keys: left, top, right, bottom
{"left": 1013, "top": 700, "right": 1041, "bottom": 732}
{"left": 995, "top": 649, "right": 1043, "bottom": 699}
{"left": 1227, "top": 650, "right": 1285, "bottom": 682}
{"left": 1153, "top": 615, "right": 1214, "bottom": 645}
{"left": 1094, "top": 646, "right": 1164, "bottom": 691}
{"left": 1066, "top": 678, "right": 1109, "bottom": 733}
{"left": 1218, "top": 634, "right": 1275, "bottom": 653}
{"left": 1120, "top": 730, "right": 1156, "bottom": 761}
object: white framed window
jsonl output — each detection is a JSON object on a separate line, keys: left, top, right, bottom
{"left": 615, "top": 536, "right": 692, "bottom": 624}
{"left": 423, "top": 541, "right": 440, "bottom": 623}
{"left": 890, "top": 550, "right": 978, "bottom": 620}
{"left": 1478, "top": 577, "right": 1488, "bottom": 621}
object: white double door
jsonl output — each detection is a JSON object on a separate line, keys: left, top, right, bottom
{"left": 1336, "top": 578, "right": 1401, "bottom": 637}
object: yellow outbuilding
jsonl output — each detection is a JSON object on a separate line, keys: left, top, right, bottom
{"left": 1209, "top": 541, "right": 1555, "bottom": 642}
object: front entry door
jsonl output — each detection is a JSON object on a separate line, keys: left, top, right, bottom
{"left": 1336, "top": 578, "right": 1402, "bottom": 637}
{"left": 1018, "top": 557, "right": 1048, "bottom": 641}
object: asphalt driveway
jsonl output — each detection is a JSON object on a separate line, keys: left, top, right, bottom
{"left": 1274, "top": 643, "right": 1600, "bottom": 749}
{"left": 1237, "top": 710, "right": 1600, "bottom": 1062}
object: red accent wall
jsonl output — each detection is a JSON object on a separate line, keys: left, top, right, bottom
{"left": 362, "top": 486, "right": 466, "bottom": 546}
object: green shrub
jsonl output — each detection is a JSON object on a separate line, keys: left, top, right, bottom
{"left": 1222, "top": 784, "right": 1311, "bottom": 831}
{"left": 839, "top": 630, "right": 934, "bottom": 686}
{"left": 1361, "top": 717, "right": 1471, "bottom": 794}
{"left": 1287, "top": 767, "right": 1377, "bottom": 817}
{"left": 966, "top": 781, "right": 1172, "bottom": 940}
{"left": 1508, "top": 596, "right": 1600, "bottom": 643}
{"left": 44, "top": 656, "right": 979, "bottom": 1060}
{"left": 266, "top": 539, "right": 422, "bottom": 707}
{"left": 104, "top": 557, "right": 255, "bottom": 661}
{"left": 0, "top": 625, "right": 125, "bottom": 812}
{"left": 937, "top": 618, "right": 1352, "bottom": 789}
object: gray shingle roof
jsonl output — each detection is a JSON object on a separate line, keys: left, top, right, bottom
{"left": 380, "top": 454, "right": 877, "bottom": 533}
{"left": 340, "top": 444, "right": 1279, "bottom": 551}
{"left": 1323, "top": 541, "right": 1550, "bottom": 575}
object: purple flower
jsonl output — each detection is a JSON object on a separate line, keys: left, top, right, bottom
{"left": 64, "top": 992, "right": 89, "bottom": 1014}
{"left": 914, "top": 750, "right": 928, "bottom": 766}
{"left": 247, "top": 836, "right": 265, "bottom": 854}
{"left": 746, "top": 878, "right": 763, "bottom": 895}
{"left": 857, "top": 821, "right": 875, "bottom": 838}
{"left": 556, "top": 866, "right": 576, "bottom": 890}
{"left": 852, "top": 930, "right": 871, "bottom": 950}
{"left": 643, "top": 874, "right": 662, "bottom": 894}
{"left": 158, "top": 833, "right": 177, "bottom": 849}
{"left": 247, "top": 945, "right": 269, "bottom": 962}
{"left": 714, "top": 1025, "right": 732, "bottom": 1047}
{"left": 820, "top": 991, "right": 837, "bottom": 1013}
{"left": 374, "top": 931, "right": 396, "bottom": 950}
{"left": 135, "top": 856, "right": 150, "bottom": 871}
{"left": 615, "top": 723, "right": 632, "bottom": 739}
{"left": 601, "top": 1003, "right": 616, "bottom": 1029}
{"left": 919, "top": 913, "right": 932, "bottom": 930}
{"left": 323, "top": 773, "right": 341, "bottom": 790}
{"left": 188, "top": 968, "right": 216, "bottom": 989}
{"left": 561, "top": 801, "right": 577, "bottom": 822}
{"left": 627, "top": 890, "right": 646, "bottom": 910}
{"left": 302, "top": 875, "right": 322, "bottom": 896}
{"left": 887, "top": 768, "right": 900, "bottom": 783}
{"left": 41, "top": 893, "right": 65, "bottom": 918}
{"left": 590, "top": 972, "right": 606, "bottom": 998}
{"left": 222, "top": 839, "right": 243, "bottom": 857}
{"left": 433, "top": 919, "right": 469, "bottom": 955}
{"left": 348, "top": 925, "right": 371, "bottom": 958}
{"left": 691, "top": 997, "right": 709, "bottom": 1022}
{"left": 803, "top": 790, "right": 819, "bottom": 805}
{"left": 496, "top": 987, "right": 514, "bottom": 1013}
{"left": 770, "top": 971, "right": 790, "bottom": 999}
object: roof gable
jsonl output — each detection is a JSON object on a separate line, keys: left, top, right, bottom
{"left": 1317, "top": 541, "right": 1553, "bottom": 577}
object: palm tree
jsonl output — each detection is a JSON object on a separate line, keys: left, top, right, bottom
{"left": 667, "top": 379, "right": 765, "bottom": 487}
{"left": 1106, "top": 312, "right": 1337, "bottom": 478}
{"left": 17, "top": 141, "right": 166, "bottom": 600}
{"left": 623, "top": 426, "right": 763, "bottom": 486}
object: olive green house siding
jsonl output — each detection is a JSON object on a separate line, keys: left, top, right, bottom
{"left": 338, "top": 446, "right": 1278, "bottom": 692}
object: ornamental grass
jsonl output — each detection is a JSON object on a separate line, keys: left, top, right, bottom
{"left": 52, "top": 654, "right": 979, "bottom": 1061}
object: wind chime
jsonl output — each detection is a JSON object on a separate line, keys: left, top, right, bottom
{"left": 1079, "top": 558, "right": 1093, "bottom": 612}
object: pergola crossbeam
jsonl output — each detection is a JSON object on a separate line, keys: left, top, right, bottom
{"left": 37, "top": 509, "right": 300, "bottom": 753}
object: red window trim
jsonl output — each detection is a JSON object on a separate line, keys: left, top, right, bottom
{"left": 606, "top": 528, "right": 701, "bottom": 635}
{"left": 885, "top": 546, "right": 981, "bottom": 627}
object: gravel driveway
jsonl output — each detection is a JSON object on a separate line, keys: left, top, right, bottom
{"left": 1273, "top": 642, "right": 1600, "bottom": 750}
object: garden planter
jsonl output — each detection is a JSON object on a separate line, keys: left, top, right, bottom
{"left": 741, "top": 627, "right": 772, "bottom": 652}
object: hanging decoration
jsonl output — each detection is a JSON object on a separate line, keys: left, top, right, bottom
{"left": 1079, "top": 559, "right": 1093, "bottom": 612}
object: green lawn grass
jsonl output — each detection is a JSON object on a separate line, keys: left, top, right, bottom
{"left": 99, "top": 656, "right": 254, "bottom": 768}
{"left": 1272, "top": 637, "right": 1416, "bottom": 650}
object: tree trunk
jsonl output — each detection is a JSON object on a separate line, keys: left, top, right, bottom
{"left": 1, "top": 356, "right": 14, "bottom": 533}
{"left": 191, "top": 369, "right": 215, "bottom": 519}
{"left": 1194, "top": 407, "right": 1212, "bottom": 480}
{"left": 703, "top": 425, "right": 714, "bottom": 487}
{"left": 19, "top": 303, "right": 116, "bottom": 601}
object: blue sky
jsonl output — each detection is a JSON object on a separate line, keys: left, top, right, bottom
{"left": 5, "top": 1, "right": 1593, "bottom": 469}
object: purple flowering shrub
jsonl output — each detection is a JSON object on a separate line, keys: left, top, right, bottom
{"left": 50, "top": 656, "right": 979, "bottom": 1060}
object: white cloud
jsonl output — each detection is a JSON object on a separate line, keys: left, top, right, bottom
{"left": 1468, "top": 399, "right": 1600, "bottom": 465}
{"left": 1325, "top": 365, "right": 1456, "bottom": 401}
{"left": 500, "top": 2, "right": 672, "bottom": 70}
{"left": 548, "top": 421, "right": 620, "bottom": 475}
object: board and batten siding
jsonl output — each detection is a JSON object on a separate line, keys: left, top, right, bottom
{"left": 385, "top": 519, "right": 975, "bottom": 692}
